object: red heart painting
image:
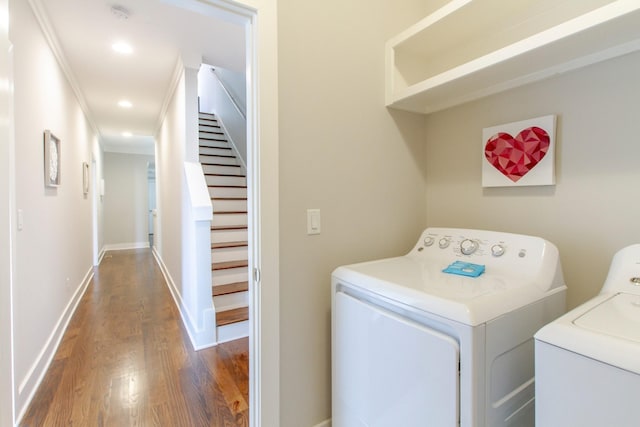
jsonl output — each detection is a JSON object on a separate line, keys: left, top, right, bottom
{"left": 484, "top": 126, "right": 550, "bottom": 182}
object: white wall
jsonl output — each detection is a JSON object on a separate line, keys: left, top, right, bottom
{"left": 424, "top": 51, "right": 640, "bottom": 310}
{"left": 156, "top": 63, "right": 218, "bottom": 348}
{"left": 0, "top": 0, "right": 13, "bottom": 424}
{"left": 198, "top": 64, "right": 247, "bottom": 167}
{"left": 10, "top": 0, "right": 103, "bottom": 418}
{"left": 213, "top": 66, "right": 246, "bottom": 114}
{"left": 155, "top": 71, "right": 186, "bottom": 295}
{"left": 278, "top": 0, "right": 429, "bottom": 425}
{"left": 103, "top": 152, "right": 154, "bottom": 249}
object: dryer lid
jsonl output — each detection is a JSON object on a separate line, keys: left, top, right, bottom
{"left": 574, "top": 292, "right": 640, "bottom": 343}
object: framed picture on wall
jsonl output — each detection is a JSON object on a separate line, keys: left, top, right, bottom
{"left": 44, "top": 130, "right": 61, "bottom": 187}
{"left": 482, "top": 115, "right": 556, "bottom": 187}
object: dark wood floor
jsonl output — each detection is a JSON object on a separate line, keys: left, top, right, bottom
{"left": 19, "top": 249, "right": 249, "bottom": 427}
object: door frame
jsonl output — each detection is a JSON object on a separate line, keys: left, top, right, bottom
{"left": 164, "top": 1, "right": 281, "bottom": 425}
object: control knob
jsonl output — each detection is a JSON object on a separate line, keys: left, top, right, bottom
{"left": 439, "top": 237, "right": 451, "bottom": 249}
{"left": 491, "top": 244, "right": 506, "bottom": 257}
{"left": 460, "top": 239, "right": 479, "bottom": 255}
{"left": 423, "top": 236, "right": 435, "bottom": 247}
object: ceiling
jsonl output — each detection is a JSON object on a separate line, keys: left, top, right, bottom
{"left": 31, "top": 0, "right": 246, "bottom": 154}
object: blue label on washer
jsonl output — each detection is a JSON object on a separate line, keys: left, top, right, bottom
{"left": 442, "top": 261, "right": 485, "bottom": 278}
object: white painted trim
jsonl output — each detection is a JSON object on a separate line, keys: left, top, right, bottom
{"left": 27, "top": 0, "right": 99, "bottom": 135}
{"left": 241, "top": 3, "right": 281, "bottom": 427}
{"left": 101, "top": 143, "right": 155, "bottom": 156}
{"left": 216, "top": 319, "right": 249, "bottom": 344}
{"left": 14, "top": 265, "right": 94, "bottom": 423}
{"left": 313, "top": 420, "right": 332, "bottom": 427}
{"left": 97, "top": 247, "right": 106, "bottom": 265}
{"left": 102, "top": 242, "right": 150, "bottom": 251}
{"left": 155, "top": 56, "right": 184, "bottom": 136}
{"left": 151, "top": 247, "right": 216, "bottom": 351}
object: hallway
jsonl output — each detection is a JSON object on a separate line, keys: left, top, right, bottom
{"left": 19, "top": 249, "right": 249, "bottom": 426}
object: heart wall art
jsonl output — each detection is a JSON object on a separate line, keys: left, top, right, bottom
{"left": 482, "top": 115, "right": 556, "bottom": 187}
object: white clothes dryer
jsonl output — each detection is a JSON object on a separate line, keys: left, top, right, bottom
{"left": 535, "top": 244, "right": 640, "bottom": 427}
{"left": 332, "top": 227, "right": 566, "bottom": 427}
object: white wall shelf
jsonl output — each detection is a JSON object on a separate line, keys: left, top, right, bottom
{"left": 385, "top": 0, "right": 640, "bottom": 114}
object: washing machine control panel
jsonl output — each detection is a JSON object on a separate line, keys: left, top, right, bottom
{"left": 417, "top": 231, "right": 511, "bottom": 259}
{"left": 411, "top": 228, "right": 556, "bottom": 280}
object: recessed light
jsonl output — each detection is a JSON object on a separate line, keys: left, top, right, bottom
{"left": 112, "top": 41, "right": 133, "bottom": 55}
{"left": 118, "top": 100, "right": 132, "bottom": 108}
{"left": 122, "top": 131, "right": 132, "bottom": 137}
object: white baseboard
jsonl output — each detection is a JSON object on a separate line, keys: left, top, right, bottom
{"left": 103, "top": 241, "right": 150, "bottom": 251}
{"left": 313, "top": 419, "right": 331, "bottom": 427}
{"left": 15, "top": 264, "right": 95, "bottom": 423}
{"left": 151, "top": 247, "right": 216, "bottom": 350}
{"left": 97, "top": 246, "right": 106, "bottom": 264}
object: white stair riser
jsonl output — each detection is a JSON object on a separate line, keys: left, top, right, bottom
{"left": 213, "top": 291, "right": 249, "bottom": 312}
{"left": 199, "top": 124, "right": 221, "bottom": 132}
{"left": 198, "top": 119, "right": 220, "bottom": 130}
{"left": 208, "top": 186, "right": 246, "bottom": 198}
{"left": 205, "top": 175, "right": 247, "bottom": 186}
{"left": 212, "top": 266, "right": 248, "bottom": 283}
{"left": 212, "top": 270, "right": 249, "bottom": 286}
{"left": 203, "top": 164, "right": 243, "bottom": 176}
{"left": 213, "top": 199, "right": 247, "bottom": 212}
{"left": 201, "top": 156, "right": 237, "bottom": 166}
{"left": 217, "top": 320, "right": 249, "bottom": 343}
{"left": 211, "top": 229, "right": 248, "bottom": 243}
{"left": 200, "top": 146, "right": 233, "bottom": 156}
{"left": 212, "top": 246, "right": 248, "bottom": 263}
{"left": 199, "top": 113, "right": 216, "bottom": 119}
{"left": 199, "top": 139, "right": 228, "bottom": 149}
{"left": 212, "top": 213, "right": 247, "bottom": 227}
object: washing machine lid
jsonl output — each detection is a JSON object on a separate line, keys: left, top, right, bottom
{"left": 536, "top": 292, "right": 640, "bottom": 375}
{"left": 574, "top": 292, "right": 640, "bottom": 343}
{"left": 332, "top": 255, "right": 561, "bottom": 326}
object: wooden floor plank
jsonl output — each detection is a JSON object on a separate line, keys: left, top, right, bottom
{"left": 18, "top": 248, "right": 249, "bottom": 427}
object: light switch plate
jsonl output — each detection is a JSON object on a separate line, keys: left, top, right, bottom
{"left": 307, "top": 209, "right": 321, "bottom": 235}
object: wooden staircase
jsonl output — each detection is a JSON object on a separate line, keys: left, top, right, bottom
{"left": 199, "top": 112, "right": 249, "bottom": 341}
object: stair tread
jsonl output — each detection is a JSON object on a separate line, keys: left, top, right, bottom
{"left": 212, "top": 281, "right": 249, "bottom": 296}
{"left": 208, "top": 185, "right": 247, "bottom": 188}
{"left": 211, "top": 225, "right": 247, "bottom": 231}
{"left": 200, "top": 144, "right": 231, "bottom": 149}
{"left": 199, "top": 137, "right": 227, "bottom": 141}
{"left": 200, "top": 154, "right": 236, "bottom": 159}
{"left": 214, "top": 210, "right": 247, "bottom": 214}
{"left": 205, "top": 173, "right": 245, "bottom": 177}
{"left": 212, "top": 240, "right": 248, "bottom": 249}
{"left": 213, "top": 197, "right": 247, "bottom": 200}
{"left": 204, "top": 163, "right": 241, "bottom": 168}
{"left": 212, "top": 260, "right": 248, "bottom": 270}
{"left": 216, "top": 307, "right": 249, "bottom": 326}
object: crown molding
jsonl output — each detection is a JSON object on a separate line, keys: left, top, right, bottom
{"left": 27, "top": 0, "right": 101, "bottom": 137}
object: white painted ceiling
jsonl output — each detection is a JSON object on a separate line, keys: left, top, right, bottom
{"left": 32, "top": 0, "right": 246, "bottom": 153}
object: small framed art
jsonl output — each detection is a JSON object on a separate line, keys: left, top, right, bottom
{"left": 44, "top": 130, "right": 61, "bottom": 187}
{"left": 482, "top": 115, "right": 556, "bottom": 187}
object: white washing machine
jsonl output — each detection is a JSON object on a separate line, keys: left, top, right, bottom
{"left": 535, "top": 244, "right": 640, "bottom": 427}
{"left": 332, "top": 227, "right": 566, "bottom": 427}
